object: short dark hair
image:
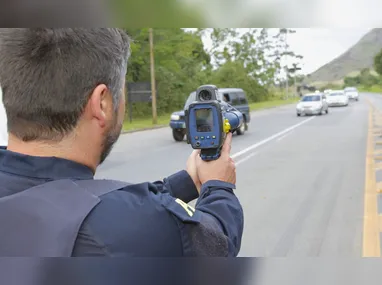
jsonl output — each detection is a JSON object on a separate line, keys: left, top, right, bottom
{"left": 0, "top": 28, "right": 130, "bottom": 141}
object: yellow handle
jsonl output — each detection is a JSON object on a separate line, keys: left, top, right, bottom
{"left": 223, "top": 118, "right": 231, "bottom": 133}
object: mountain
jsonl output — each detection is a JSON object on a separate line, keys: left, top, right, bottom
{"left": 306, "top": 28, "right": 382, "bottom": 84}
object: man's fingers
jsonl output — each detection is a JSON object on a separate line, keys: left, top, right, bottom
{"left": 222, "top": 132, "right": 233, "bottom": 155}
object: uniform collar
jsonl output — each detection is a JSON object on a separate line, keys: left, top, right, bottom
{"left": 0, "top": 147, "right": 94, "bottom": 180}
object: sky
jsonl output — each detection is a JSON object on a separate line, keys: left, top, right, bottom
{"left": 198, "top": 28, "right": 373, "bottom": 76}
{"left": 181, "top": 0, "right": 382, "bottom": 76}
{"left": 182, "top": 0, "right": 382, "bottom": 27}
{"left": 286, "top": 28, "right": 373, "bottom": 74}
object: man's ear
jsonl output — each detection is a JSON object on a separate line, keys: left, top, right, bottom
{"left": 88, "top": 84, "right": 111, "bottom": 128}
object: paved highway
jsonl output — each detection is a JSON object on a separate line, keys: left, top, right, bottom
{"left": 96, "top": 92, "right": 381, "bottom": 257}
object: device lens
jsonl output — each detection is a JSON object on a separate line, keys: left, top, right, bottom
{"left": 198, "top": 90, "right": 212, "bottom": 101}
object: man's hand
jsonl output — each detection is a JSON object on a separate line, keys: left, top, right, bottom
{"left": 196, "top": 133, "right": 236, "bottom": 185}
{"left": 186, "top": 149, "right": 202, "bottom": 193}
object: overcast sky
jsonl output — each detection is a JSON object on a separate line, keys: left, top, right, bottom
{"left": 199, "top": 28, "right": 373, "bottom": 76}
{"left": 287, "top": 28, "right": 372, "bottom": 74}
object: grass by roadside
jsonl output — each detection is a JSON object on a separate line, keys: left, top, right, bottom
{"left": 122, "top": 96, "right": 300, "bottom": 132}
{"left": 358, "top": 85, "right": 382, "bottom": 93}
{"left": 249, "top": 97, "right": 299, "bottom": 111}
{"left": 122, "top": 115, "right": 170, "bottom": 132}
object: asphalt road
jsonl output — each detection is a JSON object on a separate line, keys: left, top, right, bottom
{"left": 96, "top": 93, "right": 378, "bottom": 257}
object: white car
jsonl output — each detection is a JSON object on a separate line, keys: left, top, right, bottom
{"left": 296, "top": 93, "right": 329, "bottom": 116}
{"left": 326, "top": 90, "right": 349, "bottom": 107}
{"left": 344, "top": 87, "right": 359, "bottom": 101}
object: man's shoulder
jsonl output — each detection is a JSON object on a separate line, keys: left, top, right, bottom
{"left": 96, "top": 180, "right": 201, "bottom": 224}
{"left": 87, "top": 180, "right": 161, "bottom": 216}
{"left": 75, "top": 179, "right": 233, "bottom": 256}
{"left": 80, "top": 181, "right": 191, "bottom": 256}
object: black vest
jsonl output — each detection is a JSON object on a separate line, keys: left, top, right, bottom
{"left": 0, "top": 179, "right": 129, "bottom": 257}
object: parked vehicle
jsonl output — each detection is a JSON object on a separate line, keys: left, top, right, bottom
{"left": 169, "top": 88, "right": 251, "bottom": 141}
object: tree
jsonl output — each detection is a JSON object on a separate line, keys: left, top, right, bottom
{"left": 124, "top": 29, "right": 211, "bottom": 116}
{"left": 343, "top": 68, "right": 379, "bottom": 88}
{"left": 122, "top": 28, "right": 303, "bottom": 119}
{"left": 271, "top": 29, "right": 297, "bottom": 87}
{"left": 255, "top": 28, "right": 280, "bottom": 86}
{"left": 210, "top": 60, "right": 269, "bottom": 102}
{"left": 209, "top": 28, "right": 289, "bottom": 87}
{"left": 374, "top": 48, "right": 382, "bottom": 75}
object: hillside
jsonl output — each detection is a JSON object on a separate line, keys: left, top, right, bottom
{"left": 307, "top": 28, "right": 382, "bottom": 84}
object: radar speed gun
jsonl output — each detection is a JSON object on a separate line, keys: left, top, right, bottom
{"left": 185, "top": 85, "right": 244, "bottom": 161}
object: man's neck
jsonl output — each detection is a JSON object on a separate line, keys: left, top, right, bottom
{"left": 7, "top": 135, "right": 98, "bottom": 173}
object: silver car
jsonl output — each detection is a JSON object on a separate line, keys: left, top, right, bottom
{"left": 296, "top": 93, "right": 329, "bottom": 116}
{"left": 344, "top": 87, "right": 359, "bottom": 101}
{"left": 326, "top": 90, "right": 349, "bottom": 107}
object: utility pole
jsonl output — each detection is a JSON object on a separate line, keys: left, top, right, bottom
{"left": 292, "top": 62, "right": 302, "bottom": 98}
{"left": 149, "top": 28, "right": 157, "bottom": 125}
{"left": 285, "top": 31, "right": 289, "bottom": 100}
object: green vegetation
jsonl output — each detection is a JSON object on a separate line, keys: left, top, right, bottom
{"left": 354, "top": 48, "right": 382, "bottom": 94}
{"left": 123, "top": 115, "right": 170, "bottom": 132}
{"left": 114, "top": 0, "right": 206, "bottom": 27}
{"left": 374, "top": 48, "right": 382, "bottom": 76}
{"left": 248, "top": 97, "right": 299, "bottom": 110}
{"left": 316, "top": 67, "right": 382, "bottom": 94}
{"left": 307, "top": 28, "right": 382, "bottom": 84}
{"left": 344, "top": 68, "right": 382, "bottom": 88}
{"left": 358, "top": 85, "right": 382, "bottom": 93}
{"left": 122, "top": 28, "right": 303, "bottom": 131}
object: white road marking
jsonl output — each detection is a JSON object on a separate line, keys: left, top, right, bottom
{"left": 236, "top": 152, "right": 258, "bottom": 166}
{"left": 231, "top": 116, "right": 315, "bottom": 160}
{"left": 277, "top": 132, "right": 292, "bottom": 142}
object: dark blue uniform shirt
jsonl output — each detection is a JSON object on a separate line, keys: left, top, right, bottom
{"left": 0, "top": 147, "right": 244, "bottom": 256}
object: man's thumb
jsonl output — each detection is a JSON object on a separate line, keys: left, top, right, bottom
{"left": 192, "top": 149, "right": 201, "bottom": 158}
{"left": 222, "top": 132, "right": 232, "bottom": 155}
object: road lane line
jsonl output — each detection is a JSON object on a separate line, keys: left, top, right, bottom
{"left": 276, "top": 132, "right": 292, "bottom": 142}
{"left": 362, "top": 102, "right": 381, "bottom": 257}
{"left": 236, "top": 152, "right": 258, "bottom": 166}
{"left": 231, "top": 116, "right": 316, "bottom": 159}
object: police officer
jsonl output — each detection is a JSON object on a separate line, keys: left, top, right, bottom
{"left": 0, "top": 28, "right": 243, "bottom": 257}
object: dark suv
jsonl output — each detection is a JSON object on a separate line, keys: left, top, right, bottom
{"left": 169, "top": 88, "right": 251, "bottom": 141}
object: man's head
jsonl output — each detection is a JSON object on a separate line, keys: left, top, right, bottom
{"left": 0, "top": 28, "right": 130, "bottom": 169}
